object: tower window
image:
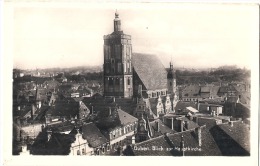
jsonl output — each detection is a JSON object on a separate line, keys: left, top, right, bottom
{"left": 117, "top": 63, "right": 122, "bottom": 73}
{"left": 109, "top": 78, "right": 113, "bottom": 85}
{"left": 126, "top": 46, "right": 130, "bottom": 56}
{"left": 127, "top": 78, "right": 131, "bottom": 85}
{"left": 115, "top": 78, "right": 120, "bottom": 85}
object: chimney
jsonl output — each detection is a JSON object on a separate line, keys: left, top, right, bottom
{"left": 195, "top": 116, "right": 199, "bottom": 124}
{"left": 185, "top": 121, "right": 189, "bottom": 129}
{"left": 91, "top": 106, "right": 94, "bottom": 114}
{"left": 31, "top": 104, "right": 36, "bottom": 117}
{"left": 171, "top": 118, "right": 174, "bottom": 130}
{"left": 197, "top": 102, "right": 200, "bottom": 111}
{"left": 195, "top": 127, "right": 202, "bottom": 146}
{"left": 138, "top": 84, "right": 142, "bottom": 98}
{"left": 180, "top": 120, "right": 184, "bottom": 132}
{"left": 155, "top": 121, "right": 160, "bottom": 132}
{"left": 47, "top": 130, "right": 52, "bottom": 141}
{"left": 229, "top": 121, "right": 233, "bottom": 127}
{"left": 180, "top": 135, "right": 185, "bottom": 156}
{"left": 109, "top": 107, "right": 112, "bottom": 116}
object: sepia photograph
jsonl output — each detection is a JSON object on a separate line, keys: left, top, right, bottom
{"left": 1, "top": 1, "right": 259, "bottom": 166}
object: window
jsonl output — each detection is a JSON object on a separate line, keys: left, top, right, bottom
{"left": 77, "top": 150, "right": 80, "bottom": 155}
{"left": 127, "top": 78, "right": 131, "bottom": 85}
{"left": 109, "top": 78, "right": 113, "bottom": 86}
{"left": 115, "top": 45, "right": 121, "bottom": 59}
{"left": 102, "top": 147, "right": 105, "bottom": 153}
{"left": 117, "top": 63, "right": 122, "bottom": 73}
{"left": 115, "top": 78, "right": 120, "bottom": 85}
{"left": 152, "top": 92, "right": 156, "bottom": 98}
{"left": 170, "top": 82, "right": 172, "bottom": 86}
{"left": 82, "top": 148, "right": 85, "bottom": 155}
{"left": 161, "top": 91, "right": 166, "bottom": 96}
{"left": 126, "top": 46, "right": 130, "bottom": 56}
{"left": 127, "top": 63, "right": 130, "bottom": 73}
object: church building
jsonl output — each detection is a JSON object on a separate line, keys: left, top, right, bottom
{"left": 103, "top": 11, "right": 177, "bottom": 100}
{"left": 103, "top": 11, "right": 178, "bottom": 122}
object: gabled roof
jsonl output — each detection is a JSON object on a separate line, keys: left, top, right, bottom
{"left": 182, "top": 85, "right": 200, "bottom": 98}
{"left": 200, "top": 86, "right": 211, "bottom": 93}
{"left": 132, "top": 53, "right": 167, "bottom": 90}
{"left": 218, "top": 85, "right": 237, "bottom": 93}
{"left": 82, "top": 122, "right": 108, "bottom": 148}
{"left": 31, "top": 131, "right": 75, "bottom": 155}
{"left": 117, "top": 109, "right": 138, "bottom": 126}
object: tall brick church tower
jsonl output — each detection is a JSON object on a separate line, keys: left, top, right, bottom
{"left": 103, "top": 11, "right": 133, "bottom": 98}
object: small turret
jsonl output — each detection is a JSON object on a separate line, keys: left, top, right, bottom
{"left": 114, "top": 10, "right": 121, "bottom": 32}
{"left": 167, "top": 61, "right": 176, "bottom": 95}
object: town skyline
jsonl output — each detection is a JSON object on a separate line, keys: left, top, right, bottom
{"left": 13, "top": 3, "right": 257, "bottom": 70}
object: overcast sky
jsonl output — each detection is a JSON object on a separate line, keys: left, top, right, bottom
{"left": 13, "top": 3, "right": 258, "bottom": 70}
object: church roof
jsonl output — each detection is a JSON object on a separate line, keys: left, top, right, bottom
{"left": 132, "top": 53, "right": 167, "bottom": 91}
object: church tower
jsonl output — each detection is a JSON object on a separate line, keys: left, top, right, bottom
{"left": 167, "top": 62, "right": 176, "bottom": 95}
{"left": 103, "top": 11, "right": 133, "bottom": 98}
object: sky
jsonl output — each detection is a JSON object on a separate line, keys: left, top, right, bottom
{"left": 13, "top": 3, "right": 258, "bottom": 70}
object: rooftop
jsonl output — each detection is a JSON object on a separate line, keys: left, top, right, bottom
{"left": 132, "top": 53, "right": 167, "bottom": 91}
